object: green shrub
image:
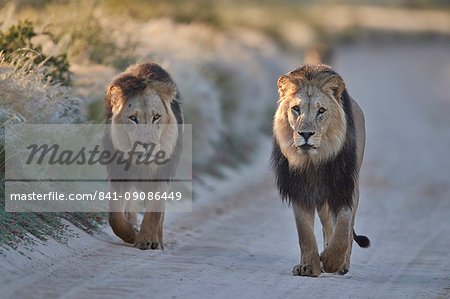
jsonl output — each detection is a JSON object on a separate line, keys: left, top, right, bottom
{"left": 42, "top": 0, "right": 136, "bottom": 70}
{"left": 0, "top": 20, "right": 71, "bottom": 85}
{"left": 103, "top": 0, "right": 220, "bottom": 26}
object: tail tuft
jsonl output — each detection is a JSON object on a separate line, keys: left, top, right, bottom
{"left": 353, "top": 229, "right": 370, "bottom": 248}
{"left": 354, "top": 235, "right": 370, "bottom": 248}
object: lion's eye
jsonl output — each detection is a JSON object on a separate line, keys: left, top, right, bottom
{"left": 152, "top": 114, "right": 161, "bottom": 123}
{"left": 318, "top": 107, "right": 326, "bottom": 114}
{"left": 129, "top": 115, "right": 138, "bottom": 123}
{"left": 292, "top": 106, "right": 300, "bottom": 112}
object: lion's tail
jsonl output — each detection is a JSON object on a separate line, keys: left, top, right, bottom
{"left": 353, "top": 229, "right": 370, "bottom": 248}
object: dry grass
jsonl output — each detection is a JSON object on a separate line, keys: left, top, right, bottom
{"left": 0, "top": 50, "right": 84, "bottom": 194}
{"left": 0, "top": 51, "right": 83, "bottom": 125}
{"left": 0, "top": 51, "right": 104, "bottom": 255}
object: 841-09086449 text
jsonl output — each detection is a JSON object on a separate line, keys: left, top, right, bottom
{"left": 9, "top": 191, "right": 183, "bottom": 201}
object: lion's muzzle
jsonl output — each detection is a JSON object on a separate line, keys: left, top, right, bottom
{"left": 298, "top": 131, "right": 315, "bottom": 143}
{"left": 296, "top": 131, "right": 317, "bottom": 151}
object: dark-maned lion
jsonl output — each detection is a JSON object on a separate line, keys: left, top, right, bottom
{"left": 104, "top": 62, "right": 183, "bottom": 250}
{"left": 271, "top": 64, "right": 369, "bottom": 277}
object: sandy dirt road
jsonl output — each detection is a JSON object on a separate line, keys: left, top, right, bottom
{"left": 1, "top": 40, "right": 450, "bottom": 298}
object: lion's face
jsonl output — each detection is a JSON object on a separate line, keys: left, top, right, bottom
{"left": 274, "top": 73, "right": 347, "bottom": 168}
{"left": 109, "top": 86, "right": 178, "bottom": 160}
{"left": 286, "top": 86, "right": 336, "bottom": 153}
{"left": 114, "top": 89, "right": 167, "bottom": 126}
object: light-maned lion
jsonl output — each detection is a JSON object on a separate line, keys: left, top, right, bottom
{"left": 271, "top": 64, "right": 369, "bottom": 277}
{"left": 104, "top": 62, "right": 183, "bottom": 250}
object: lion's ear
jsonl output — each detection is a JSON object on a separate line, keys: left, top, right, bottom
{"left": 107, "top": 85, "right": 123, "bottom": 114}
{"left": 150, "top": 81, "right": 177, "bottom": 103}
{"left": 277, "top": 75, "right": 299, "bottom": 98}
{"left": 160, "top": 84, "right": 177, "bottom": 103}
{"left": 322, "top": 75, "right": 345, "bottom": 102}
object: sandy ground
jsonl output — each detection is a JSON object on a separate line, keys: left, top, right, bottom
{"left": 1, "top": 40, "right": 450, "bottom": 298}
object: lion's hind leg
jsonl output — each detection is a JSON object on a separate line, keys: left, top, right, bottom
{"left": 124, "top": 200, "right": 138, "bottom": 232}
{"left": 109, "top": 212, "right": 137, "bottom": 244}
{"left": 338, "top": 186, "right": 363, "bottom": 275}
{"left": 320, "top": 208, "right": 352, "bottom": 273}
{"left": 157, "top": 211, "right": 165, "bottom": 249}
{"left": 292, "top": 203, "right": 321, "bottom": 277}
{"left": 317, "top": 203, "right": 333, "bottom": 249}
{"left": 108, "top": 196, "right": 137, "bottom": 244}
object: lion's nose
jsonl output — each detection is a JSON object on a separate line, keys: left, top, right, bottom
{"left": 298, "top": 131, "right": 315, "bottom": 141}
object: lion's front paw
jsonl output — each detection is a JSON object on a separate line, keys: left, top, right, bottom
{"left": 136, "top": 240, "right": 162, "bottom": 250}
{"left": 292, "top": 263, "right": 321, "bottom": 277}
{"left": 320, "top": 246, "right": 346, "bottom": 273}
{"left": 135, "top": 233, "right": 163, "bottom": 250}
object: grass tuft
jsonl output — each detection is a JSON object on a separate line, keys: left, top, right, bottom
{"left": 0, "top": 50, "right": 104, "bottom": 255}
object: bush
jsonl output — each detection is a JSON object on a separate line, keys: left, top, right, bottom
{"left": 0, "top": 19, "right": 71, "bottom": 85}
{"left": 42, "top": 0, "right": 136, "bottom": 70}
{"left": 0, "top": 51, "right": 105, "bottom": 255}
{"left": 103, "top": 0, "right": 220, "bottom": 26}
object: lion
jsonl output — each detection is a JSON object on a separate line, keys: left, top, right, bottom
{"left": 104, "top": 62, "right": 183, "bottom": 250}
{"left": 271, "top": 64, "right": 370, "bottom": 277}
